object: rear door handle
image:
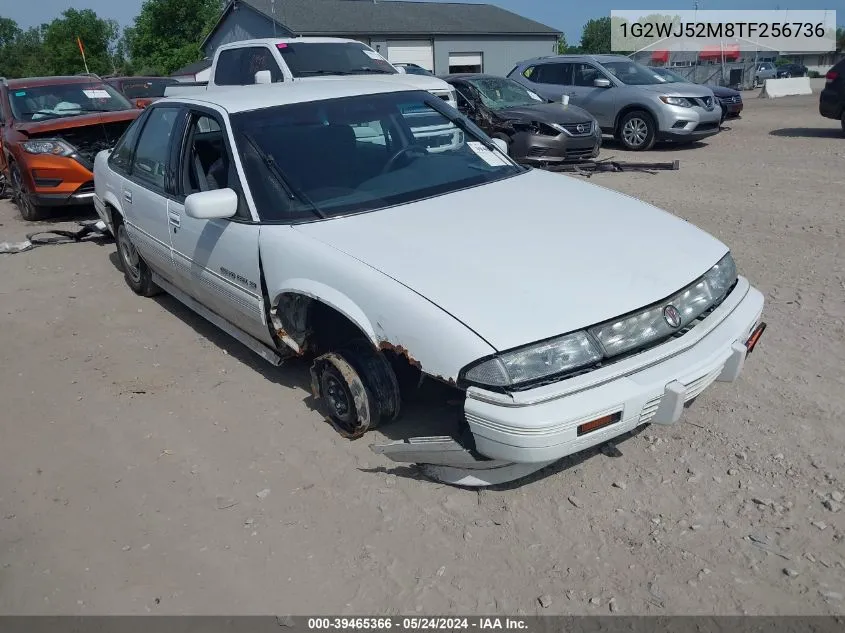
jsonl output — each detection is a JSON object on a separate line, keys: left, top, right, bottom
{"left": 123, "top": 190, "right": 132, "bottom": 203}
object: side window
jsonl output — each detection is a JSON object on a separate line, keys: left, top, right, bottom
{"left": 214, "top": 47, "right": 283, "bottom": 86}
{"left": 131, "top": 106, "right": 180, "bottom": 190}
{"left": 245, "top": 47, "right": 283, "bottom": 83}
{"left": 521, "top": 65, "right": 537, "bottom": 81}
{"left": 534, "top": 63, "right": 572, "bottom": 85}
{"left": 572, "top": 63, "right": 601, "bottom": 87}
{"left": 182, "top": 111, "right": 250, "bottom": 219}
{"left": 108, "top": 113, "right": 145, "bottom": 174}
{"left": 454, "top": 84, "right": 474, "bottom": 110}
{"left": 214, "top": 49, "right": 243, "bottom": 86}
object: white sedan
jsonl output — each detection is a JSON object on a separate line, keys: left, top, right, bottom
{"left": 93, "top": 79, "right": 765, "bottom": 486}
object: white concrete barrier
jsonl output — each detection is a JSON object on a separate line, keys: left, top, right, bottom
{"left": 759, "top": 77, "right": 813, "bottom": 98}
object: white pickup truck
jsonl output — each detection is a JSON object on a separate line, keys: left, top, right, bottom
{"left": 166, "top": 37, "right": 461, "bottom": 152}
{"left": 94, "top": 79, "right": 765, "bottom": 487}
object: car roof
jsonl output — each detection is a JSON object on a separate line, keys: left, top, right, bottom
{"left": 160, "top": 79, "right": 422, "bottom": 114}
{"left": 518, "top": 53, "right": 632, "bottom": 66}
{"left": 441, "top": 73, "right": 508, "bottom": 82}
{"left": 108, "top": 76, "right": 176, "bottom": 82}
{"left": 217, "top": 36, "right": 364, "bottom": 50}
{"left": 5, "top": 76, "right": 107, "bottom": 89}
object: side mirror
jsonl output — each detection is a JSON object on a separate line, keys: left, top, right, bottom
{"left": 254, "top": 70, "right": 272, "bottom": 84}
{"left": 593, "top": 78, "right": 612, "bottom": 88}
{"left": 491, "top": 138, "right": 508, "bottom": 154}
{"left": 185, "top": 188, "right": 238, "bottom": 220}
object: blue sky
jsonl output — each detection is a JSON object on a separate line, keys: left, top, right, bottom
{"left": 4, "top": 0, "right": 843, "bottom": 44}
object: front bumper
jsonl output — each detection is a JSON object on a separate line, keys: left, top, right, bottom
{"left": 657, "top": 103, "right": 722, "bottom": 141}
{"left": 511, "top": 131, "right": 601, "bottom": 164}
{"left": 720, "top": 101, "right": 744, "bottom": 116}
{"left": 19, "top": 153, "right": 97, "bottom": 207}
{"left": 464, "top": 277, "right": 764, "bottom": 464}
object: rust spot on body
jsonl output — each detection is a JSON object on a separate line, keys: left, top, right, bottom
{"left": 378, "top": 341, "right": 422, "bottom": 369}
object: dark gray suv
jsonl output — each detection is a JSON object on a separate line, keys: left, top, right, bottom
{"left": 508, "top": 54, "right": 721, "bottom": 150}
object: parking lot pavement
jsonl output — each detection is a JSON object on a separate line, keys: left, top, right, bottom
{"left": 0, "top": 92, "right": 843, "bottom": 616}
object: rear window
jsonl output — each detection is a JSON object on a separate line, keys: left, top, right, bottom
{"left": 119, "top": 78, "right": 178, "bottom": 99}
{"left": 276, "top": 41, "right": 397, "bottom": 78}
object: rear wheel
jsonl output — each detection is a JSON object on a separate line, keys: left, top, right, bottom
{"left": 115, "top": 220, "right": 159, "bottom": 297}
{"left": 10, "top": 163, "right": 46, "bottom": 221}
{"left": 618, "top": 110, "right": 656, "bottom": 151}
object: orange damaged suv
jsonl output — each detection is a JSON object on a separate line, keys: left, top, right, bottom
{"left": 0, "top": 75, "right": 141, "bottom": 220}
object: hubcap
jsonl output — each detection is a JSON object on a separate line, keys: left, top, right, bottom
{"left": 622, "top": 117, "right": 648, "bottom": 147}
{"left": 118, "top": 227, "right": 142, "bottom": 283}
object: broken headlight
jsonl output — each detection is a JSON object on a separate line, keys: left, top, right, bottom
{"left": 462, "top": 331, "right": 602, "bottom": 388}
{"left": 21, "top": 139, "right": 76, "bottom": 157}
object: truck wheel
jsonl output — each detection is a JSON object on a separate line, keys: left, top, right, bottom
{"left": 311, "top": 340, "right": 401, "bottom": 439}
{"left": 10, "top": 163, "right": 46, "bottom": 221}
{"left": 115, "top": 220, "right": 160, "bottom": 297}
{"left": 618, "top": 110, "right": 656, "bottom": 151}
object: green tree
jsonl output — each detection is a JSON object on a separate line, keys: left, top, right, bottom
{"left": 580, "top": 17, "right": 612, "bottom": 54}
{"left": 126, "top": 0, "right": 223, "bottom": 75}
{"left": 0, "top": 17, "right": 49, "bottom": 78}
{"left": 837, "top": 26, "right": 844, "bottom": 52}
{"left": 41, "top": 9, "right": 119, "bottom": 75}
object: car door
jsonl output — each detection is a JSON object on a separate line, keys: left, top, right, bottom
{"left": 520, "top": 62, "right": 572, "bottom": 102}
{"left": 121, "top": 104, "right": 185, "bottom": 282}
{"left": 569, "top": 62, "right": 616, "bottom": 128}
{"left": 167, "top": 107, "right": 272, "bottom": 346}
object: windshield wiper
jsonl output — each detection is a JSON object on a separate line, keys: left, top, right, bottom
{"left": 349, "top": 68, "right": 393, "bottom": 75}
{"left": 242, "top": 133, "right": 325, "bottom": 219}
{"left": 296, "top": 69, "right": 352, "bottom": 76}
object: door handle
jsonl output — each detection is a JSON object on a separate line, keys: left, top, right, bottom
{"left": 123, "top": 190, "right": 132, "bottom": 203}
{"left": 168, "top": 210, "right": 181, "bottom": 228}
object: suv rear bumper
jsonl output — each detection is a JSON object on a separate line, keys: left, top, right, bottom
{"left": 819, "top": 89, "right": 843, "bottom": 120}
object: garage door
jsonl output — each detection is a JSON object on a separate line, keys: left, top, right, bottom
{"left": 387, "top": 40, "right": 434, "bottom": 71}
{"left": 448, "top": 52, "right": 483, "bottom": 73}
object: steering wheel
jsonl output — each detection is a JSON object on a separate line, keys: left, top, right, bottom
{"left": 381, "top": 144, "right": 428, "bottom": 174}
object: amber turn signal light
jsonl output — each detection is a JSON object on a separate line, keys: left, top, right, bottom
{"left": 745, "top": 322, "right": 767, "bottom": 355}
{"left": 577, "top": 412, "right": 622, "bottom": 437}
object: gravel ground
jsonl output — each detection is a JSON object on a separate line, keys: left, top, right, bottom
{"left": 0, "top": 90, "right": 843, "bottom": 616}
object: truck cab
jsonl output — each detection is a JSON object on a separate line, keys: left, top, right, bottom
{"left": 166, "top": 38, "right": 461, "bottom": 151}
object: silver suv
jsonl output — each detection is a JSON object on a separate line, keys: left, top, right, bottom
{"left": 508, "top": 54, "right": 721, "bottom": 151}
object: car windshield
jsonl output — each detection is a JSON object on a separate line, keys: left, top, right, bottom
{"left": 9, "top": 82, "right": 133, "bottom": 121}
{"left": 118, "top": 78, "right": 178, "bottom": 99}
{"left": 276, "top": 42, "right": 397, "bottom": 78}
{"left": 467, "top": 77, "right": 545, "bottom": 109}
{"left": 232, "top": 91, "right": 522, "bottom": 222}
{"left": 654, "top": 68, "right": 688, "bottom": 83}
{"left": 599, "top": 60, "right": 665, "bottom": 85}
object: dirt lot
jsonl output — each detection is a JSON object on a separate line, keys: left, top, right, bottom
{"left": 1, "top": 90, "right": 843, "bottom": 616}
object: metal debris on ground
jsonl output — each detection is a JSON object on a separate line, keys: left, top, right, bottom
{"left": 545, "top": 158, "right": 680, "bottom": 177}
{"left": 0, "top": 220, "right": 109, "bottom": 254}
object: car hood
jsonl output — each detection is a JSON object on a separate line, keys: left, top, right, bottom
{"left": 710, "top": 85, "right": 740, "bottom": 98}
{"left": 640, "top": 82, "right": 715, "bottom": 97}
{"left": 12, "top": 109, "right": 141, "bottom": 135}
{"left": 494, "top": 102, "right": 594, "bottom": 125}
{"left": 295, "top": 169, "right": 729, "bottom": 351}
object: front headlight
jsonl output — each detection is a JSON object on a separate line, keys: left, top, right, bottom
{"left": 659, "top": 96, "right": 693, "bottom": 108}
{"left": 21, "top": 139, "right": 76, "bottom": 156}
{"left": 463, "top": 331, "right": 602, "bottom": 387}
{"left": 462, "top": 252, "right": 738, "bottom": 389}
{"left": 589, "top": 253, "right": 737, "bottom": 357}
